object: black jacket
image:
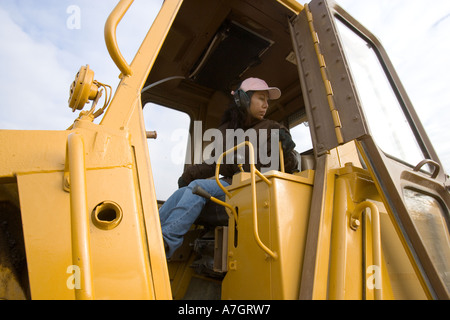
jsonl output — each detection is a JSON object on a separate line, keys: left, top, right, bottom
{"left": 180, "top": 118, "right": 299, "bottom": 186}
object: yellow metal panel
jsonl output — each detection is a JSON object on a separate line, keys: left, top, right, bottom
{"left": 0, "top": 130, "right": 68, "bottom": 178}
{"left": 8, "top": 120, "right": 169, "bottom": 299}
{"left": 17, "top": 167, "right": 157, "bottom": 299}
{"left": 328, "top": 175, "right": 364, "bottom": 299}
{"left": 0, "top": 124, "right": 132, "bottom": 179}
{"left": 312, "top": 162, "right": 427, "bottom": 299}
{"left": 222, "top": 171, "right": 313, "bottom": 299}
{"left": 17, "top": 173, "right": 74, "bottom": 299}
{"left": 309, "top": 165, "right": 337, "bottom": 299}
{"left": 86, "top": 167, "right": 154, "bottom": 299}
{"left": 125, "top": 98, "right": 172, "bottom": 299}
{"left": 223, "top": 181, "right": 272, "bottom": 299}
{"left": 270, "top": 176, "right": 313, "bottom": 298}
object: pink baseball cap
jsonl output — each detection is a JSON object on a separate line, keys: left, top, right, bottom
{"left": 233, "top": 77, "right": 281, "bottom": 100}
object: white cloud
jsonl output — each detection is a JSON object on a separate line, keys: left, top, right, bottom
{"left": 0, "top": 6, "right": 74, "bottom": 129}
{"left": 0, "top": 0, "right": 163, "bottom": 130}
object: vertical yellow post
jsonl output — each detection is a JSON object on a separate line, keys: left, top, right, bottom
{"left": 67, "top": 132, "right": 94, "bottom": 300}
{"left": 328, "top": 177, "right": 348, "bottom": 299}
{"left": 372, "top": 205, "right": 382, "bottom": 300}
{"left": 279, "top": 142, "right": 285, "bottom": 173}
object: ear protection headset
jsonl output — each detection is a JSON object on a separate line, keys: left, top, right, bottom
{"left": 233, "top": 87, "right": 251, "bottom": 109}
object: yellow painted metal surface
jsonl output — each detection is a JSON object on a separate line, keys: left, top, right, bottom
{"left": 0, "top": 121, "right": 433, "bottom": 300}
{"left": 66, "top": 132, "right": 94, "bottom": 299}
{"left": 104, "top": 0, "right": 134, "bottom": 77}
{"left": 8, "top": 120, "right": 159, "bottom": 299}
{"left": 277, "top": 0, "right": 304, "bottom": 13}
{"left": 1, "top": 0, "right": 446, "bottom": 300}
{"left": 310, "top": 159, "right": 427, "bottom": 300}
{"left": 222, "top": 170, "right": 314, "bottom": 299}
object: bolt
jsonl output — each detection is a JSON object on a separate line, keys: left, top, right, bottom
{"left": 350, "top": 218, "right": 360, "bottom": 231}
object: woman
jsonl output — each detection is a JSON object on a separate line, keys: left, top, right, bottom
{"left": 159, "top": 78, "right": 298, "bottom": 258}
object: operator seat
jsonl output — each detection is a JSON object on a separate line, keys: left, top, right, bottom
{"left": 195, "top": 200, "right": 228, "bottom": 227}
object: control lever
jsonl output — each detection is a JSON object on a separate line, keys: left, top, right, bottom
{"left": 192, "top": 185, "right": 212, "bottom": 200}
{"left": 192, "top": 185, "right": 238, "bottom": 222}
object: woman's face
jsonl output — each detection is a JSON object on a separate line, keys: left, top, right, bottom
{"left": 249, "top": 91, "right": 269, "bottom": 120}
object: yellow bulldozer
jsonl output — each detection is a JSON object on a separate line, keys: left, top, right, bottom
{"left": 0, "top": 0, "right": 449, "bottom": 300}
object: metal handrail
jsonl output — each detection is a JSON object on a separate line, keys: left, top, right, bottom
{"left": 350, "top": 201, "right": 383, "bottom": 300}
{"left": 215, "top": 141, "right": 272, "bottom": 198}
{"left": 66, "top": 133, "right": 94, "bottom": 299}
{"left": 104, "top": 0, "right": 134, "bottom": 77}
{"left": 215, "top": 141, "right": 277, "bottom": 260}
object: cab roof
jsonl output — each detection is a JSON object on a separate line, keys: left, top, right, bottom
{"left": 142, "top": 0, "right": 305, "bottom": 128}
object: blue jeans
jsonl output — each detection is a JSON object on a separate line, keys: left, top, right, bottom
{"left": 159, "top": 179, "right": 230, "bottom": 258}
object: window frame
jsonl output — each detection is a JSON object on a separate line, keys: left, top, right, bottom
{"left": 292, "top": 0, "right": 450, "bottom": 299}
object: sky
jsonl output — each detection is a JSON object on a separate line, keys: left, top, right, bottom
{"left": 0, "top": 0, "right": 449, "bottom": 199}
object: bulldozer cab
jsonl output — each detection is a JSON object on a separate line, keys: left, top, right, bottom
{"left": 0, "top": 0, "right": 449, "bottom": 300}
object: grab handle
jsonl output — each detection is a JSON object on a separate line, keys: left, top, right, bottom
{"left": 216, "top": 141, "right": 277, "bottom": 260}
{"left": 105, "top": 0, "right": 134, "bottom": 77}
{"left": 413, "top": 159, "right": 440, "bottom": 179}
{"left": 350, "top": 201, "right": 382, "bottom": 300}
{"left": 215, "top": 141, "right": 271, "bottom": 198}
{"left": 65, "top": 133, "right": 94, "bottom": 299}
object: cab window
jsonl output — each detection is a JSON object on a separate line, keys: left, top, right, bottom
{"left": 290, "top": 121, "right": 313, "bottom": 156}
{"left": 144, "top": 103, "right": 191, "bottom": 200}
{"left": 288, "top": 111, "right": 313, "bottom": 171}
{"left": 335, "top": 18, "right": 427, "bottom": 169}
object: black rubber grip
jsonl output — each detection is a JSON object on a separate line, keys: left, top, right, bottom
{"left": 192, "top": 185, "right": 212, "bottom": 199}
